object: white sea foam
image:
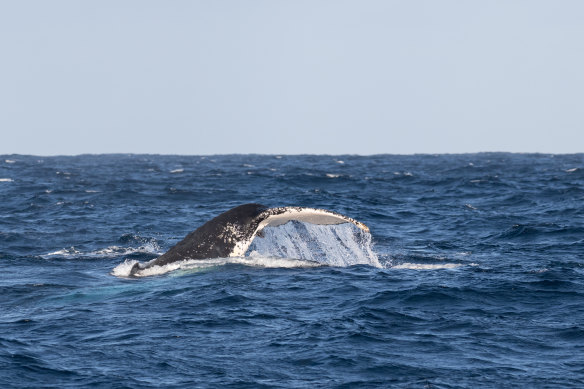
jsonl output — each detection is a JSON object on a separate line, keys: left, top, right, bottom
{"left": 565, "top": 168, "right": 579, "bottom": 173}
{"left": 0, "top": 178, "right": 13, "bottom": 182}
{"left": 326, "top": 173, "right": 341, "bottom": 178}
{"left": 170, "top": 168, "right": 184, "bottom": 173}
{"left": 92, "top": 244, "right": 160, "bottom": 257}
{"left": 393, "top": 171, "right": 413, "bottom": 176}
{"left": 45, "top": 242, "right": 161, "bottom": 259}
{"left": 5, "top": 159, "right": 15, "bottom": 164}
{"left": 239, "top": 255, "right": 321, "bottom": 268}
{"left": 46, "top": 247, "right": 81, "bottom": 256}
{"left": 392, "top": 262, "right": 478, "bottom": 270}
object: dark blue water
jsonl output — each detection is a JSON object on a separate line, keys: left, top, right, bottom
{"left": 1, "top": 154, "right": 583, "bottom": 388}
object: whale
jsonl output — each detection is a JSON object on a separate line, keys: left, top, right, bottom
{"left": 129, "top": 203, "right": 369, "bottom": 276}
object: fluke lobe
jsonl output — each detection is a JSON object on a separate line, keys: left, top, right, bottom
{"left": 129, "top": 203, "right": 369, "bottom": 276}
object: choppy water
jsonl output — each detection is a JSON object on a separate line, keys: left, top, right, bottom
{"left": 1, "top": 153, "right": 583, "bottom": 388}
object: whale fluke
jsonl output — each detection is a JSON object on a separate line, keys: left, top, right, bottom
{"left": 129, "top": 203, "right": 369, "bottom": 276}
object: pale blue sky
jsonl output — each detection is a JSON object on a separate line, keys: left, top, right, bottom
{"left": 1, "top": 1, "right": 583, "bottom": 155}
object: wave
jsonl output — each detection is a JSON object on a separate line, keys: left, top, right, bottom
{"left": 112, "top": 256, "right": 322, "bottom": 277}
{"left": 44, "top": 242, "right": 161, "bottom": 259}
{"left": 392, "top": 262, "right": 478, "bottom": 270}
{"left": 495, "top": 223, "right": 584, "bottom": 240}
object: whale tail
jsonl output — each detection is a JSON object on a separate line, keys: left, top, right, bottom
{"left": 127, "top": 204, "right": 370, "bottom": 276}
{"left": 129, "top": 262, "right": 141, "bottom": 276}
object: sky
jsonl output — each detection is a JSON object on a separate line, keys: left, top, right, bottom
{"left": 1, "top": 0, "right": 583, "bottom": 155}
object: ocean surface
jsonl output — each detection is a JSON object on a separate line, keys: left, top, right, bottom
{"left": 1, "top": 153, "right": 583, "bottom": 388}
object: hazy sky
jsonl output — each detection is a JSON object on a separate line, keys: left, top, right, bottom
{"left": 1, "top": 1, "right": 583, "bottom": 155}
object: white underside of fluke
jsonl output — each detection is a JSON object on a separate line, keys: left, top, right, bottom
{"left": 229, "top": 207, "right": 369, "bottom": 257}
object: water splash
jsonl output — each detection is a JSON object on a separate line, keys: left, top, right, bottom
{"left": 247, "top": 221, "right": 381, "bottom": 268}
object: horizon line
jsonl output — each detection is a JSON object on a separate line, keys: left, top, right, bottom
{"left": 2, "top": 151, "right": 583, "bottom": 158}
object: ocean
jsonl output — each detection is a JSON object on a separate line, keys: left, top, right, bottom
{"left": 1, "top": 153, "right": 583, "bottom": 388}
